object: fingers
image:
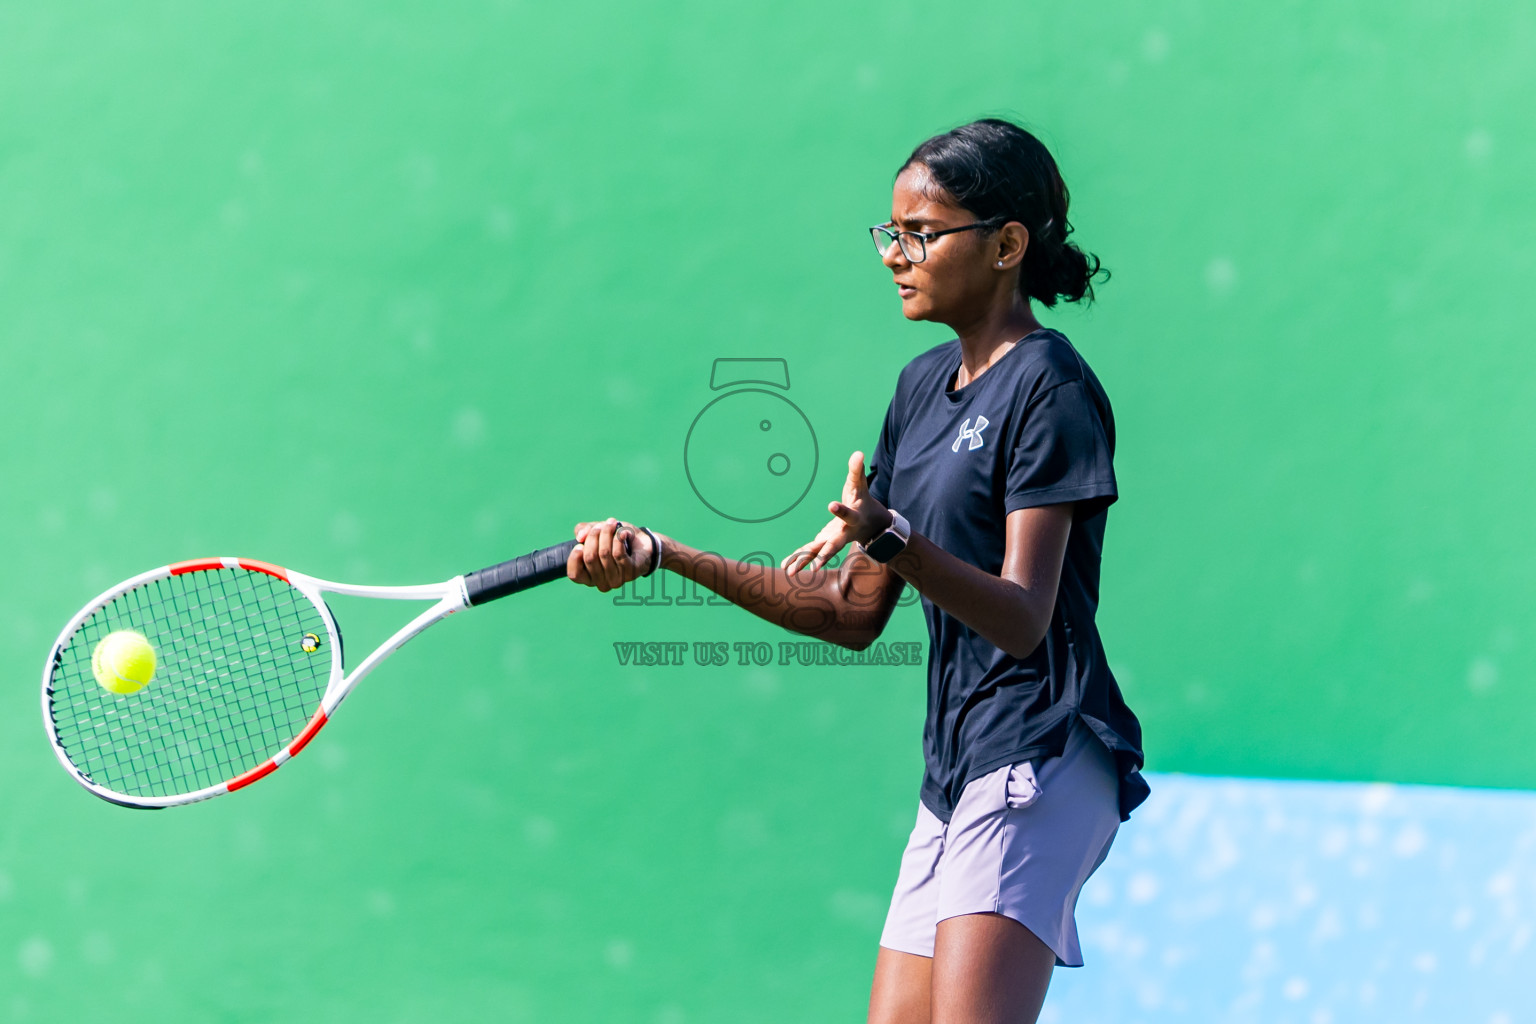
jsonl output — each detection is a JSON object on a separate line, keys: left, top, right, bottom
{"left": 810, "top": 542, "right": 837, "bottom": 571}
{"left": 790, "top": 541, "right": 837, "bottom": 574}
{"left": 779, "top": 453, "right": 876, "bottom": 575}
{"left": 832, "top": 451, "right": 889, "bottom": 546}
{"left": 571, "top": 517, "right": 642, "bottom": 591}
{"left": 780, "top": 540, "right": 808, "bottom": 569}
{"left": 585, "top": 518, "right": 620, "bottom": 590}
{"left": 782, "top": 523, "right": 854, "bottom": 575}
{"left": 573, "top": 520, "right": 631, "bottom": 546}
{"left": 613, "top": 523, "right": 636, "bottom": 578}
{"left": 847, "top": 450, "right": 869, "bottom": 494}
{"left": 781, "top": 541, "right": 819, "bottom": 573}
{"left": 566, "top": 543, "right": 592, "bottom": 585}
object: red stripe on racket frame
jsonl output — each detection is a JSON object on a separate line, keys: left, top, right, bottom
{"left": 288, "top": 708, "right": 329, "bottom": 756}
{"left": 222, "top": 708, "right": 326, "bottom": 794}
{"left": 227, "top": 759, "right": 280, "bottom": 792}
{"left": 238, "top": 559, "right": 290, "bottom": 582}
{"left": 166, "top": 558, "right": 290, "bottom": 582}
{"left": 169, "top": 558, "right": 224, "bottom": 575}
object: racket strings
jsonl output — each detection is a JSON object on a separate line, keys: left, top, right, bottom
{"left": 48, "top": 568, "right": 333, "bottom": 799}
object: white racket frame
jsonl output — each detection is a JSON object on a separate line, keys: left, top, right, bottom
{"left": 41, "top": 556, "right": 470, "bottom": 809}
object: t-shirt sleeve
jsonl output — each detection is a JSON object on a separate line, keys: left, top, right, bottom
{"left": 1004, "top": 379, "right": 1118, "bottom": 519}
{"left": 867, "top": 394, "right": 901, "bottom": 508}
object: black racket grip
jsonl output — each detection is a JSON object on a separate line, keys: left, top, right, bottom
{"left": 464, "top": 540, "right": 580, "bottom": 606}
{"left": 463, "top": 533, "right": 632, "bottom": 606}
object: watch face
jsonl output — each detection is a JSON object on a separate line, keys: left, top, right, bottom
{"left": 866, "top": 531, "right": 905, "bottom": 563}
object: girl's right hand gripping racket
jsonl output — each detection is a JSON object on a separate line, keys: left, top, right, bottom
{"left": 41, "top": 539, "right": 594, "bottom": 809}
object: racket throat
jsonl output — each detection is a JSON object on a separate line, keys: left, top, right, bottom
{"left": 321, "top": 587, "right": 467, "bottom": 716}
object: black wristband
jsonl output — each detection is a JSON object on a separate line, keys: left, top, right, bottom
{"left": 640, "top": 526, "right": 662, "bottom": 576}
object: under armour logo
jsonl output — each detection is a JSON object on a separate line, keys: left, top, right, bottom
{"left": 952, "top": 415, "right": 989, "bottom": 452}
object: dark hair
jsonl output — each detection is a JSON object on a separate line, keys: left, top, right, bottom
{"left": 901, "top": 118, "right": 1106, "bottom": 307}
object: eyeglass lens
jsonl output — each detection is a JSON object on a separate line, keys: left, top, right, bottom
{"left": 870, "top": 226, "right": 924, "bottom": 262}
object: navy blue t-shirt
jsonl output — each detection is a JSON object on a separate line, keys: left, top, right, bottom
{"left": 868, "top": 328, "right": 1149, "bottom": 823}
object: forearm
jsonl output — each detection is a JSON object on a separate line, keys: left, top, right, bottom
{"left": 884, "top": 532, "right": 1050, "bottom": 659}
{"left": 654, "top": 533, "right": 888, "bottom": 649}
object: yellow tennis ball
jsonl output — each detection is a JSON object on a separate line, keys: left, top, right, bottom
{"left": 91, "top": 630, "right": 156, "bottom": 695}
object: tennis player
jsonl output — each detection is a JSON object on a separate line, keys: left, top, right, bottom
{"left": 568, "top": 118, "right": 1148, "bottom": 1024}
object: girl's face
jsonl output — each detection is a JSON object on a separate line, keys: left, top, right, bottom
{"left": 881, "top": 164, "right": 1023, "bottom": 325}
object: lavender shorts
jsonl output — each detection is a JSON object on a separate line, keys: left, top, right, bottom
{"left": 877, "top": 719, "right": 1121, "bottom": 967}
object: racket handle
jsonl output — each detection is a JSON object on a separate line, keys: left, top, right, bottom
{"left": 464, "top": 540, "right": 580, "bottom": 605}
{"left": 463, "top": 532, "right": 631, "bottom": 606}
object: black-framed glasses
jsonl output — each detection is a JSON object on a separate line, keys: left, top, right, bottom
{"left": 869, "top": 217, "right": 1005, "bottom": 263}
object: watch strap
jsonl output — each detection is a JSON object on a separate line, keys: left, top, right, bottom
{"left": 865, "top": 509, "right": 910, "bottom": 564}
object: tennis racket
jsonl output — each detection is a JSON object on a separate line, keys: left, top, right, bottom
{"left": 41, "top": 539, "right": 604, "bottom": 809}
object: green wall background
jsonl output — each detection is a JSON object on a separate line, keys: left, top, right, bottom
{"left": 3, "top": 1, "right": 1532, "bottom": 1019}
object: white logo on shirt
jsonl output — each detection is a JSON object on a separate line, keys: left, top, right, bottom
{"left": 951, "top": 415, "right": 989, "bottom": 452}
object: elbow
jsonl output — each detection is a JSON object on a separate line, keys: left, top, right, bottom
{"left": 837, "top": 627, "right": 880, "bottom": 653}
{"left": 999, "top": 623, "right": 1049, "bottom": 661}
{"left": 837, "top": 609, "right": 891, "bottom": 652}
{"left": 996, "top": 584, "right": 1053, "bottom": 660}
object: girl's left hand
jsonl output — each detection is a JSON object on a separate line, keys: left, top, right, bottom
{"left": 780, "top": 451, "right": 891, "bottom": 574}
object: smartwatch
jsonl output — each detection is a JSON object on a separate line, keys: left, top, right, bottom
{"left": 863, "top": 509, "right": 911, "bottom": 564}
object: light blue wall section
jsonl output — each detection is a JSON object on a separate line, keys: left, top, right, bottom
{"left": 1046, "top": 775, "right": 1535, "bottom": 1023}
